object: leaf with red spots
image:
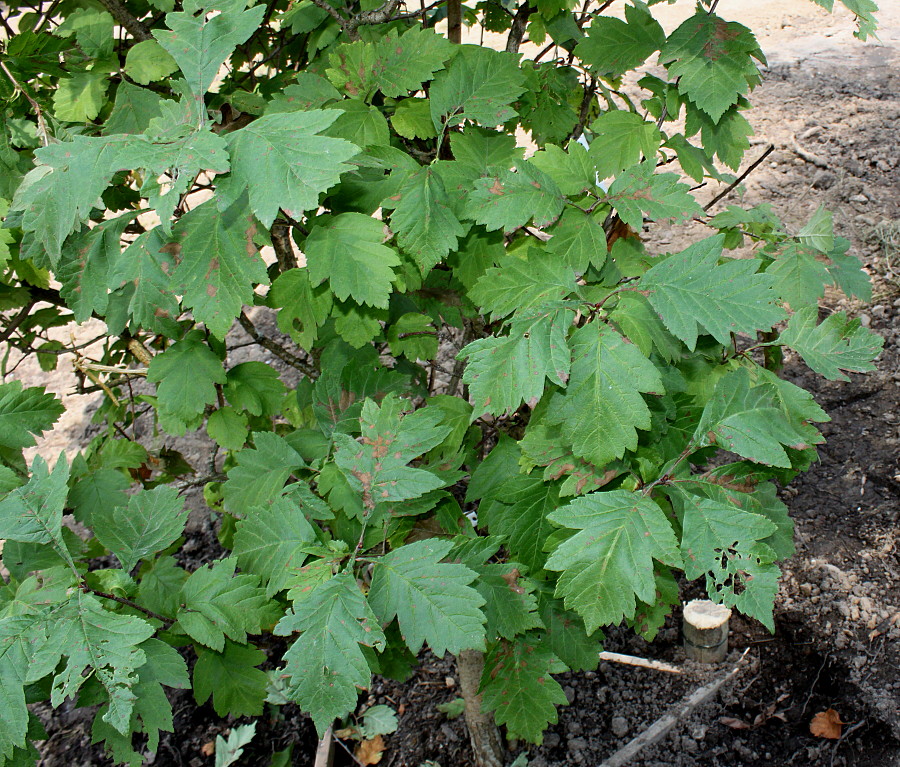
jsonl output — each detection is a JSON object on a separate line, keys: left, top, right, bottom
{"left": 171, "top": 197, "right": 269, "bottom": 339}
{"left": 464, "top": 161, "right": 565, "bottom": 234}
{"left": 274, "top": 571, "right": 386, "bottom": 736}
{"left": 480, "top": 636, "right": 568, "bottom": 743}
{"left": 332, "top": 394, "right": 451, "bottom": 516}
{"left": 659, "top": 12, "right": 764, "bottom": 123}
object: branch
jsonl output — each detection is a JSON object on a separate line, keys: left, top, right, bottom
{"left": 270, "top": 220, "right": 298, "bottom": 273}
{"left": 447, "top": 0, "right": 462, "bottom": 43}
{"left": 237, "top": 311, "right": 319, "bottom": 379}
{"left": 0, "top": 301, "right": 36, "bottom": 344}
{"left": 310, "top": 0, "right": 403, "bottom": 41}
{"left": 86, "top": 585, "right": 175, "bottom": 627}
{"left": 95, "top": 0, "right": 153, "bottom": 40}
{"left": 704, "top": 144, "right": 774, "bottom": 212}
{"left": 506, "top": 1, "right": 535, "bottom": 53}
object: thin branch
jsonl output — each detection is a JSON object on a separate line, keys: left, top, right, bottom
{"left": 270, "top": 220, "right": 298, "bottom": 273}
{"left": 0, "top": 61, "right": 51, "bottom": 146}
{"left": 237, "top": 311, "right": 319, "bottom": 379}
{"left": 310, "top": 0, "right": 403, "bottom": 41}
{"left": 86, "top": 585, "right": 175, "bottom": 627}
{"left": 309, "top": 0, "right": 351, "bottom": 29}
{"left": 568, "top": 76, "right": 596, "bottom": 143}
{"left": 0, "top": 302, "right": 36, "bottom": 344}
{"left": 704, "top": 144, "right": 774, "bottom": 211}
{"left": 95, "top": 0, "right": 153, "bottom": 40}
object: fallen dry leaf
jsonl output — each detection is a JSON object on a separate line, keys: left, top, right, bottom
{"left": 810, "top": 708, "right": 845, "bottom": 739}
{"left": 355, "top": 734, "right": 386, "bottom": 765}
{"left": 719, "top": 716, "right": 751, "bottom": 730}
{"left": 200, "top": 740, "right": 215, "bottom": 756}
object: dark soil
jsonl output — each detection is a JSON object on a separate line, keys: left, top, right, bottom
{"left": 26, "top": 13, "right": 900, "bottom": 767}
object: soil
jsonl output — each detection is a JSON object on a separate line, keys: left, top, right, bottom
{"left": 9, "top": 1, "right": 900, "bottom": 766}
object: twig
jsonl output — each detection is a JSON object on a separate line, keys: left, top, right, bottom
{"left": 830, "top": 719, "right": 866, "bottom": 767}
{"left": 598, "top": 651, "right": 682, "bottom": 674}
{"left": 310, "top": 0, "right": 403, "bottom": 41}
{"left": 270, "top": 220, "right": 298, "bottom": 273}
{"left": 704, "top": 144, "right": 774, "bottom": 212}
{"left": 569, "top": 76, "right": 597, "bottom": 143}
{"left": 95, "top": 0, "right": 153, "bottom": 40}
{"left": 0, "top": 61, "right": 51, "bottom": 146}
{"left": 237, "top": 311, "right": 319, "bottom": 379}
{"left": 599, "top": 650, "right": 750, "bottom": 767}
{"left": 85, "top": 585, "right": 175, "bottom": 627}
{"left": 790, "top": 134, "right": 829, "bottom": 169}
{"left": 0, "top": 302, "right": 36, "bottom": 344}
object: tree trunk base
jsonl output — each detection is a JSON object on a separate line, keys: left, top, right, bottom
{"left": 456, "top": 649, "right": 504, "bottom": 767}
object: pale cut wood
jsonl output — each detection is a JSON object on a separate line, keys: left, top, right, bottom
{"left": 598, "top": 652, "right": 682, "bottom": 674}
{"left": 314, "top": 726, "right": 334, "bottom": 767}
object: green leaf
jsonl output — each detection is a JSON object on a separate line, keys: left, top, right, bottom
{"left": 327, "top": 26, "right": 451, "bottom": 100}
{"left": 368, "top": 538, "right": 485, "bottom": 655}
{"left": 222, "top": 432, "right": 305, "bottom": 514}
{"left": 684, "top": 101, "right": 754, "bottom": 171}
{"left": 767, "top": 242, "right": 832, "bottom": 308}
{"left": 361, "top": 704, "right": 399, "bottom": 737}
{"left": 233, "top": 496, "right": 319, "bottom": 597}
{"left": 225, "top": 361, "right": 286, "bottom": 417}
{"left": 826, "top": 239, "right": 871, "bottom": 301}
{"left": 153, "top": 0, "right": 265, "bottom": 98}
{"left": 779, "top": 306, "right": 883, "bottom": 381}
{"left": 604, "top": 161, "right": 703, "bottom": 231}
{"left": 68, "top": 468, "right": 129, "bottom": 526}
{"left": 545, "top": 209, "right": 607, "bottom": 274}
{"left": 275, "top": 571, "right": 386, "bottom": 736}
{"left": 430, "top": 45, "right": 526, "bottom": 129}
{"left": 333, "top": 396, "right": 450, "bottom": 515}
{"left": 485, "top": 476, "right": 560, "bottom": 572}
{"left": 0, "top": 455, "right": 71, "bottom": 566}
{"left": 108, "top": 228, "right": 180, "bottom": 334}
{"left": 464, "top": 161, "right": 565, "bottom": 233}
{"left": 52, "top": 591, "right": 155, "bottom": 735}
{"left": 639, "top": 234, "right": 785, "bottom": 350}
{"left": 386, "top": 313, "right": 438, "bottom": 361}
{"left": 0, "top": 381, "right": 63, "bottom": 450}
{"left": 104, "top": 82, "right": 165, "bottom": 135}
{"left": 670, "top": 484, "right": 780, "bottom": 630}
{"left": 125, "top": 40, "right": 179, "bottom": 84}
{"left": 10, "top": 134, "right": 136, "bottom": 265}
{"left": 53, "top": 72, "right": 108, "bottom": 122}
{"left": 797, "top": 205, "right": 834, "bottom": 253}
{"left": 193, "top": 640, "right": 268, "bottom": 717}
{"left": 693, "top": 368, "right": 813, "bottom": 468}
{"left": 138, "top": 556, "right": 189, "bottom": 619}
{"left": 460, "top": 307, "right": 571, "bottom": 418}
{"left": 546, "top": 489, "right": 681, "bottom": 633}
{"left": 215, "top": 722, "right": 257, "bottom": 767}
{"left": 207, "top": 407, "right": 249, "bottom": 450}
{"left": 269, "top": 267, "right": 333, "bottom": 349}
{"left": 219, "top": 110, "right": 358, "bottom": 228}
{"left": 475, "top": 563, "right": 544, "bottom": 640}
{"left": 57, "top": 212, "right": 135, "bottom": 323}
{"left": 469, "top": 250, "right": 577, "bottom": 320}
{"left": 92, "top": 486, "right": 188, "bottom": 572}
{"left": 546, "top": 322, "right": 664, "bottom": 467}
{"left": 176, "top": 558, "right": 269, "bottom": 651}
{"left": 389, "top": 167, "right": 466, "bottom": 274}
{"left": 588, "top": 111, "right": 662, "bottom": 180}
{"left": 305, "top": 213, "right": 400, "bottom": 308}
{"left": 538, "top": 595, "right": 601, "bottom": 672}
{"left": 660, "top": 12, "right": 764, "bottom": 123}
{"left": 575, "top": 2, "right": 665, "bottom": 77}
{"left": 54, "top": 8, "right": 114, "bottom": 57}
{"left": 171, "top": 198, "right": 269, "bottom": 338}
{"left": 391, "top": 98, "right": 438, "bottom": 139}
{"left": 529, "top": 141, "right": 596, "bottom": 198}
{"left": 146, "top": 330, "right": 226, "bottom": 434}
{"left": 480, "top": 636, "right": 568, "bottom": 743}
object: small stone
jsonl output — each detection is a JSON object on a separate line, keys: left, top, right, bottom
{"left": 563, "top": 685, "right": 576, "bottom": 705}
{"left": 568, "top": 737, "right": 588, "bottom": 752}
{"left": 544, "top": 732, "right": 560, "bottom": 749}
{"left": 611, "top": 717, "right": 629, "bottom": 738}
{"left": 858, "top": 314, "right": 871, "bottom": 328}
{"left": 849, "top": 194, "right": 869, "bottom": 203}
